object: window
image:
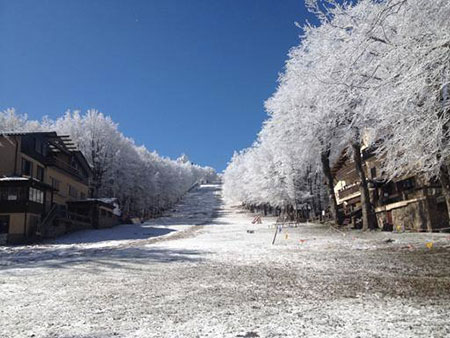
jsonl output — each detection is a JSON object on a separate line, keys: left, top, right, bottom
{"left": 29, "top": 188, "right": 44, "bottom": 204}
{"left": 68, "top": 185, "right": 78, "bottom": 199}
{"left": 80, "top": 192, "right": 86, "bottom": 200}
{"left": 51, "top": 177, "right": 60, "bottom": 191}
{"left": 7, "top": 187, "right": 18, "bottom": 201}
{"left": 22, "top": 159, "right": 33, "bottom": 177}
{"left": 0, "top": 187, "right": 27, "bottom": 201}
{"left": 397, "top": 177, "right": 415, "bottom": 191}
{"left": 0, "top": 187, "right": 7, "bottom": 201}
{"left": 101, "top": 209, "right": 107, "bottom": 216}
{"left": 0, "top": 215, "right": 9, "bottom": 234}
{"left": 36, "top": 166, "right": 45, "bottom": 181}
{"left": 370, "top": 167, "right": 377, "bottom": 179}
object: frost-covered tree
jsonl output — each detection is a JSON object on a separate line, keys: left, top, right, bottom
{"left": 369, "top": 0, "right": 450, "bottom": 219}
{"left": 0, "top": 108, "right": 32, "bottom": 132}
{"left": 224, "top": 0, "right": 450, "bottom": 229}
{"left": 52, "top": 110, "right": 122, "bottom": 198}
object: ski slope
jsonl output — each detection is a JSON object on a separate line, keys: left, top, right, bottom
{"left": 1, "top": 184, "right": 450, "bottom": 338}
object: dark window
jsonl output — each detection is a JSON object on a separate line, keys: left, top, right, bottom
{"left": 68, "top": 185, "right": 78, "bottom": 198}
{"left": 397, "top": 178, "right": 415, "bottom": 191}
{"left": 36, "top": 166, "right": 45, "bottom": 181}
{"left": 370, "top": 167, "right": 377, "bottom": 179}
{"left": 0, "top": 187, "right": 27, "bottom": 201}
{"left": 22, "top": 159, "right": 33, "bottom": 177}
{"left": 0, "top": 187, "right": 7, "bottom": 200}
{"left": 51, "top": 177, "right": 60, "bottom": 191}
{"left": 18, "top": 187, "right": 27, "bottom": 200}
{"left": 7, "top": 187, "right": 18, "bottom": 200}
{"left": 0, "top": 215, "right": 9, "bottom": 234}
{"left": 80, "top": 192, "right": 86, "bottom": 200}
{"left": 101, "top": 209, "right": 107, "bottom": 216}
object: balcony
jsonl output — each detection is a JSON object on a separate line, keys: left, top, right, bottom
{"left": 46, "top": 157, "right": 88, "bottom": 183}
{"left": 338, "top": 183, "right": 361, "bottom": 200}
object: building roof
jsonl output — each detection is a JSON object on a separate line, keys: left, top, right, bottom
{"left": 0, "top": 131, "right": 78, "bottom": 151}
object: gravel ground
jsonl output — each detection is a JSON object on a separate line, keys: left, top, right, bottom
{"left": 1, "top": 184, "right": 450, "bottom": 338}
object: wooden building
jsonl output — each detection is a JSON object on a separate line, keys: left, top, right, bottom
{"left": 332, "top": 147, "right": 449, "bottom": 231}
{"left": 0, "top": 132, "right": 120, "bottom": 244}
{"left": 68, "top": 198, "right": 121, "bottom": 229}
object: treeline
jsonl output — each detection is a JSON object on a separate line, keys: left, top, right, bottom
{"left": 223, "top": 0, "right": 450, "bottom": 229}
{"left": 0, "top": 108, "right": 217, "bottom": 217}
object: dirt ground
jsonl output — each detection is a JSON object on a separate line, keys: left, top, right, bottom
{"left": 1, "top": 184, "right": 450, "bottom": 338}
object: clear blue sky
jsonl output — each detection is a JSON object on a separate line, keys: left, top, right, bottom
{"left": 0, "top": 0, "right": 315, "bottom": 171}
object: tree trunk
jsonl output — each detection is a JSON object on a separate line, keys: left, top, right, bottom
{"left": 352, "top": 142, "right": 377, "bottom": 230}
{"left": 320, "top": 149, "right": 341, "bottom": 225}
{"left": 439, "top": 163, "right": 450, "bottom": 225}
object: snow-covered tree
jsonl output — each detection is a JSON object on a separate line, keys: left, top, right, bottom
{"left": 224, "top": 0, "right": 450, "bottom": 228}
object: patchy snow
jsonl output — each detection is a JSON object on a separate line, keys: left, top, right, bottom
{"left": 1, "top": 184, "right": 450, "bottom": 338}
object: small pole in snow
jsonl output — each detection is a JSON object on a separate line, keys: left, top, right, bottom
{"left": 272, "top": 224, "right": 282, "bottom": 245}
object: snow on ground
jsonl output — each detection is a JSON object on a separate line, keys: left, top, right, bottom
{"left": 1, "top": 184, "right": 450, "bottom": 338}
{"left": 0, "top": 184, "right": 220, "bottom": 265}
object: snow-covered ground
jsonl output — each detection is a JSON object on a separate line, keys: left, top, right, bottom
{"left": 1, "top": 184, "right": 450, "bottom": 338}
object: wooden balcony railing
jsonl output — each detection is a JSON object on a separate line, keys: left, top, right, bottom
{"left": 338, "top": 183, "right": 360, "bottom": 200}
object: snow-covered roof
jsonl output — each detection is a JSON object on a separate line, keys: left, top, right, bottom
{"left": 0, "top": 176, "right": 56, "bottom": 190}
{"left": 87, "top": 198, "right": 121, "bottom": 216}
{"left": 0, "top": 177, "right": 30, "bottom": 181}
{"left": 87, "top": 198, "right": 119, "bottom": 204}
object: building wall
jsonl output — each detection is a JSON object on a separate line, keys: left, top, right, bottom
{"left": 26, "top": 213, "right": 40, "bottom": 237}
{"left": 1, "top": 213, "right": 25, "bottom": 243}
{"left": 0, "top": 136, "right": 20, "bottom": 176}
{"left": 334, "top": 159, "right": 362, "bottom": 208}
{"left": 1, "top": 213, "right": 25, "bottom": 235}
{"left": 20, "top": 153, "right": 46, "bottom": 179}
{"left": 390, "top": 198, "right": 431, "bottom": 232}
{"left": 0, "top": 212, "right": 43, "bottom": 243}
{"left": 427, "top": 197, "right": 448, "bottom": 230}
{"left": 46, "top": 167, "right": 89, "bottom": 205}
{"left": 97, "top": 206, "right": 120, "bottom": 228}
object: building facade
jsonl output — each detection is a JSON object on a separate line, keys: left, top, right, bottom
{"left": 332, "top": 147, "right": 449, "bottom": 231}
{"left": 0, "top": 132, "right": 119, "bottom": 244}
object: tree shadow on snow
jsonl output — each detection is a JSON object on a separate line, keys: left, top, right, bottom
{"left": 0, "top": 245, "right": 209, "bottom": 272}
{"left": 50, "top": 225, "right": 177, "bottom": 245}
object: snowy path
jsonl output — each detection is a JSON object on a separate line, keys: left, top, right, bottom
{"left": 1, "top": 184, "right": 450, "bottom": 338}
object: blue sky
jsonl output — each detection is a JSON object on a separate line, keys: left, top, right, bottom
{"left": 0, "top": 0, "right": 315, "bottom": 171}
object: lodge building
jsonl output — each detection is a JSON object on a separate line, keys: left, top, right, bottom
{"left": 332, "top": 146, "right": 449, "bottom": 231}
{"left": 0, "top": 132, "right": 120, "bottom": 244}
